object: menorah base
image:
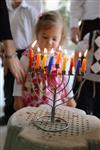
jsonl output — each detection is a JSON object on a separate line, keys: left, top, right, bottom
{"left": 33, "top": 116, "right": 69, "bottom": 132}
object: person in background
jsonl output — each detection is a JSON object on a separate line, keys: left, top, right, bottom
{"left": 70, "top": 0, "right": 100, "bottom": 43}
{"left": 13, "top": 11, "right": 76, "bottom": 111}
{"left": 0, "top": 0, "right": 25, "bottom": 126}
{"left": 0, "top": 0, "right": 25, "bottom": 83}
{"left": 0, "top": 0, "right": 42, "bottom": 125}
{"left": 70, "top": 0, "right": 100, "bottom": 117}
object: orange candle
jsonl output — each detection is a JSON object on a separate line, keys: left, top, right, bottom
{"left": 36, "top": 47, "right": 41, "bottom": 69}
{"left": 81, "top": 58, "right": 86, "bottom": 73}
{"left": 55, "top": 51, "right": 62, "bottom": 66}
{"left": 29, "top": 48, "right": 34, "bottom": 68}
{"left": 81, "top": 50, "right": 88, "bottom": 73}
{"left": 69, "top": 53, "right": 74, "bottom": 74}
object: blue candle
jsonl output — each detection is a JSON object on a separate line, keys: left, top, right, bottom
{"left": 48, "top": 56, "right": 54, "bottom": 73}
{"left": 76, "top": 52, "right": 81, "bottom": 75}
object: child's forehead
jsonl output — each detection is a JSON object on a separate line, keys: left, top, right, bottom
{"left": 39, "top": 29, "right": 62, "bottom": 38}
{"left": 40, "top": 24, "right": 62, "bottom": 32}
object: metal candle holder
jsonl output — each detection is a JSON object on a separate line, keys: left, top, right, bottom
{"left": 29, "top": 63, "right": 85, "bottom": 132}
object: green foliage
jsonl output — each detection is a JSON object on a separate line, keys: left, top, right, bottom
{"left": 58, "top": 0, "right": 70, "bottom": 27}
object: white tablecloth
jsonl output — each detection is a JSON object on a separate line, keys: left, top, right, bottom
{"left": 4, "top": 105, "right": 100, "bottom": 150}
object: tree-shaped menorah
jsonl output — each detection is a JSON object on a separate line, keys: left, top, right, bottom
{"left": 26, "top": 47, "right": 87, "bottom": 132}
{"left": 27, "top": 64, "right": 85, "bottom": 132}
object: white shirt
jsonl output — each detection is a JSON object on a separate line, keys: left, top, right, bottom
{"left": 6, "top": 0, "right": 42, "bottom": 50}
{"left": 70, "top": 0, "right": 100, "bottom": 28}
{"left": 25, "top": 0, "right": 43, "bottom": 13}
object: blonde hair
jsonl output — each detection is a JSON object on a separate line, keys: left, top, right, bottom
{"left": 35, "top": 11, "right": 67, "bottom": 45}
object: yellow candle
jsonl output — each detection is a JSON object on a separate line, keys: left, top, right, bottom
{"left": 62, "top": 55, "right": 68, "bottom": 72}
{"left": 81, "top": 50, "right": 88, "bottom": 73}
{"left": 36, "top": 47, "right": 41, "bottom": 69}
{"left": 41, "top": 48, "right": 47, "bottom": 70}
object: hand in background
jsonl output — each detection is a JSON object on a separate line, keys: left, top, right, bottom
{"left": 7, "top": 56, "right": 25, "bottom": 83}
{"left": 67, "top": 98, "right": 76, "bottom": 108}
{"left": 71, "top": 27, "right": 80, "bottom": 44}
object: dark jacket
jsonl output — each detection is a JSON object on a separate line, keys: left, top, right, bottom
{"left": 0, "top": 0, "right": 12, "bottom": 41}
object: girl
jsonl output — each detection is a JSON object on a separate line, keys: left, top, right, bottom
{"left": 13, "top": 11, "right": 76, "bottom": 111}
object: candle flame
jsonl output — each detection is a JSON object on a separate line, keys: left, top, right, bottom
{"left": 84, "top": 49, "right": 88, "bottom": 57}
{"left": 64, "top": 49, "right": 68, "bottom": 55}
{"left": 44, "top": 48, "right": 47, "bottom": 54}
{"left": 50, "top": 48, "right": 54, "bottom": 54}
{"left": 72, "top": 52, "right": 74, "bottom": 57}
{"left": 37, "top": 47, "right": 41, "bottom": 52}
{"left": 32, "top": 40, "right": 37, "bottom": 48}
{"left": 59, "top": 46, "right": 62, "bottom": 51}
{"left": 79, "top": 52, "right": 81, "bottom": 57}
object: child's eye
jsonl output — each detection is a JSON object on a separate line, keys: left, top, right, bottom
{"left": 42, "top": 36, "right": 48, "bottom": 39}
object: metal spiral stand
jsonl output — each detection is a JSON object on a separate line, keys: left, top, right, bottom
{"left": 28, "top": 64, "right": 85, "bottom": 132}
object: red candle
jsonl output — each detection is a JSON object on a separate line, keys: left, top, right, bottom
{"left": 29, "top": 48, "right": 34, "bottom": 68}
{"left": 69, "top": 53, "right": 74, "bottom": 74}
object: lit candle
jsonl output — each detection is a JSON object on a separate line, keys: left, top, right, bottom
{"left": 55, "top": 51, "right": 62, "bottom": 68}
{"left": 76, "top": 52, "right": 81, "bottom": 75}
{"left": 81, "top": 50, "right": 88, "bottom": 74}
{"left": 62, "top": 54, "right": 68, "bottom": 73}
{"left": 41, "top": 48, "right": 47, "bottom": 70}
{"left": 69, "top": 53, "right": 74, "bottom": 74}
{"left": 29, "top": 41, "right": 37, "bottom": 68}
{"left": 29, "top": 48, "right": 34, "bottom": 68}
{"left": 48, "top": 48, "right": 54, "bottom": 73}
{"left": 31, "top": 40, "right": 37, "bottom": 49}
{"left": 36, "top": 47, "right": 41, "bottom": 69}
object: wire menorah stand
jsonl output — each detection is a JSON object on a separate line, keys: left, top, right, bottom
{"left": 28, "top": 65, "right": 85, "bottom": 132}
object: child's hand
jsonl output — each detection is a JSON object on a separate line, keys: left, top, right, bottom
{"left": 67, "top": 99, "right": 76, "bottom": 108}
{"left": 14, "top": 96, "right": 24, "bottom": 111}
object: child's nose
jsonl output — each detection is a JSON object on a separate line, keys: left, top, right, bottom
{"left": 48, "top": 39, "right": 53, "bottom": 45}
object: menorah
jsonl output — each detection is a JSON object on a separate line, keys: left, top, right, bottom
{"left": 27, "top": 48, "right": 86, "bottom": 132}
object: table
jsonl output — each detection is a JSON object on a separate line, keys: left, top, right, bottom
{"left": 4, "top": 105, "right": 100, "bottom": 150}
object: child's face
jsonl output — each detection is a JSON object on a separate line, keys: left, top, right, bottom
{"left": 12, "top": 0, "right": 22, "bottom": 8}
{"left": 37, "top": 25, "right": 62, "bottom": 52}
